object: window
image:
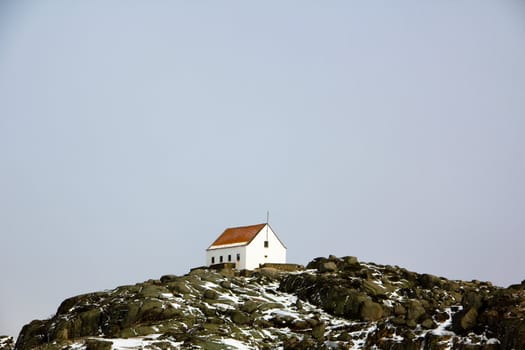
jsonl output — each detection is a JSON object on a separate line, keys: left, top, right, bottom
{"left": 228, "top": 254, "right": 232, "bottom": 262}
{"left": 264, "top": 240, "right": 269, "bottom": 248}
{"left": 236, "top": 253, "right": 240, "bottom": 261}
{"left": 211, "top": 257, "right": 215, "bottom": 264}
{"left": 220, "top": 256, "right": 223, "bottom": 263}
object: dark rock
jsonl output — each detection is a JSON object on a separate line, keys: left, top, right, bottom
{"left": 394, "top": 303, "right": 407, "bottom": 316}
{"left": 85, "top": 339, "right": 112, "bottom": 350}
{"left": 342, "top": 256, "right": 359, "bottom": 266}
{"left": 419, "top": 274, "right": 443, "bottom": 289}
{"left": 406, "top": 300, "right": 426, "bottom": 323}
{"left": 241, "top": 300, "right": 259, "bottom": 314}
{"left": 421, "top": 318, "right": 437, "bottom": 329}
{"left": 318, "top": 261, "right": 338, "bottom": 273}
{"left": 462, "top": 291, "right": 484, "bottom": 310}
{"left": 230, "top": 310, "right": 251, "bottom": 325}
{"left": 362, "top": 279, "right": 386, "bottom": 296}
{"left": 203, "top": 289, "right": 218, "bottom": 300}
{"left": 14, "top": 319, "right": 48, "bottom": 350}
{"left": 311, "top": 322, "right": 325, "bottom": 341}
{"left": 168, "top": 281, "right": 191, "bottom": 294}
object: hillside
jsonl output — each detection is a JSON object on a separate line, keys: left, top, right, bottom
{"left": 8, "top": 256, "right": 525, "bottom": 349}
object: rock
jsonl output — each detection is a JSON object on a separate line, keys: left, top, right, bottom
{"left": 230, "top": 310, "right": 251, "bottom": 325}
{"left": 421, "top": 318, "right": 437, "bottom": 329}
{"left": 167, "top": 281, "right": 191, "bottom": 294}
{"left": 459, "top": 308, "right": 479, "bottom": 332}
{"left": 434, "top": 311, "right": 449, "bottom": 323}
{"left": 0, "top": 336, "right": 14, "bottom": 350}
{"left": 306, "top": 257, "right": 324, "bottom": 270}
{"left": 406, "top": 319, "right": 418, "bottom": 328}
{"left": 360, "top": 300, "right": 383, "bottom": 321}
{"left": 258, "top": 302, "right": 285, "bottom": 311}
{"left": 462, "top": 291, "right": 484, "bottom": 310}
{"left": 14, "top": 319, "right": 48, "bottom": 350}
{"left": 318, "top": 261, "right": 338, "bottom": 273}
{"left": 291, "top": 319, "right": 309, "bottom": 330}
{"left": 203, "top": 289, "right": 218, "bottom": 300}
{"left": 406, "top": 300, "right": 426, "bottom": 323}
{"left": 257, "top": 267, "right": 281, "bottom": 280}
{"left": 140, "top": 285, "right": 169, "bottom": 298}
{"left": 137, "top": 299, "right": 170, "bottom": 322}
{"left": 160, "top": 275, "right": 178, "bottom": 283}
{"left": 394, "top": 303, "right": 407, "bottom": 316}
{"left": 220, "top": 280, "right": 232, "bottom": 289}
{"left": 363, "top": 280, "right": 386, "bottom": 296}
{"left": 343, "top": 256, "right": 359, "bottom": 266}
{"left": 498, "top": 319, "right": 525, "bottom": 349}
{"left": 241, "top": 300, "right": 260, "bottom": 314}
{"left": 392, "top": 317, "right": 406, "bottom": 326}
{"left": 419, "top": 274, "right": 442, "bottom": 289}
{"left": 85, "top": 339, "right": 113, "bottom": 350}
{"left": 312, "top": 322, "right": 326, "bottom": 341}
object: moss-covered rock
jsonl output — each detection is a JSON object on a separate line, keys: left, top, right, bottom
{"left": 85, "top": 339, "right": 112, "bottom": 350}
{"left": 360, "top": 300, "right": 383, "bottom": 321}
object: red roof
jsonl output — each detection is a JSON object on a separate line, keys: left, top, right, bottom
{"left": 208, "top": 223, "right": 266, "bottom": 249}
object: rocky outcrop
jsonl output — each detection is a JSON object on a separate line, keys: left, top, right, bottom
{"left": 0, "top": 336, "right": 14, "bottom": 350}
{"left": 13, "top": 256, "right": 525, "bottom": 350}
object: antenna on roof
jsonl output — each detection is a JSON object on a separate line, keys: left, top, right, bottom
{"left": 265, "top": 211, "right": 269, "bottom": 241}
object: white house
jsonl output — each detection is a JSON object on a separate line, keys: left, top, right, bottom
{"left": 206, "top": 223, "right": 286, "bottom": 270}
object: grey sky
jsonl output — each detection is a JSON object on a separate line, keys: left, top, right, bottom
{"left": 1, "top": 1, "right": 524, "bottom": 338}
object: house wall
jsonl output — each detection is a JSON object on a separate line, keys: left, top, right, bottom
{"left": 245, "top": 225, "right": 286, "bottom": 270}
{"left": 205, "top": 246, "right": 247, "bottom": 269}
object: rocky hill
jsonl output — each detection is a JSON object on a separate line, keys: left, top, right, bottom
{"left": 9, "top": 256, "right": 525, "bottom": 349}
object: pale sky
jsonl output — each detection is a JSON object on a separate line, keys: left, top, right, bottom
{"left": 1, "top": 1, "right": 524, "bottom": 338}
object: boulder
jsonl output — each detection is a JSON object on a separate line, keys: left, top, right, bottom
{"left": 462, "top": 291, "right": 484, "bottom": 310}
{"left": 139, "top": 285, "right": 170, "bottom": 298}
{"left": 360, "top": 300, "right": 383, "bottom": 321}
{"left": 241, "top": 300, "right": 260, "bottom": 314}
{"left": 419, "top": 274, "right": 442, "bottom": 289}
{"left": 342, "top": 256, "right": 359, "bottom": 266}
{"left": 318, "top": 261, "right": 338, "bottom": 273}
{"left": 312, "top": 322, "right": 326, "bottom": 341}
{"left": 456, "top": 307, "right": 479, "bottom": 332}
{"left": 160, "top": 275, "right": 178, "bottom": 283}
{"left": 421, "top": 318, "right": 437, "bottom": 329}
{"left": 406, "top": 300, "right": 426, "bottom": 323}
{"left": 203, "top": 289, "right": 218, "bottom": 300}
{"left": 167, "top": 281, "right": 191, "bottom": 294}
{"left": 394, "top": 303, "right": 407, "bottom": 316}
{"left": 363, "top": 280, "right": 386, "bottom": 296}
{"left": 14, "top": 319, "right": 48, "bottom": 350}
{"left": 85, "top": 339, "right": 113, "bottom": 350}
{"left": 230, "top": 310, "right": 251, "bottom": 325}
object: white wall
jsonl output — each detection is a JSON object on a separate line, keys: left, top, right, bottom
{"left": 245, "top": 224, "right": 286, "bottom": 270}
{"left": 205, "top": 245, "right": 247, "bottom": 269}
